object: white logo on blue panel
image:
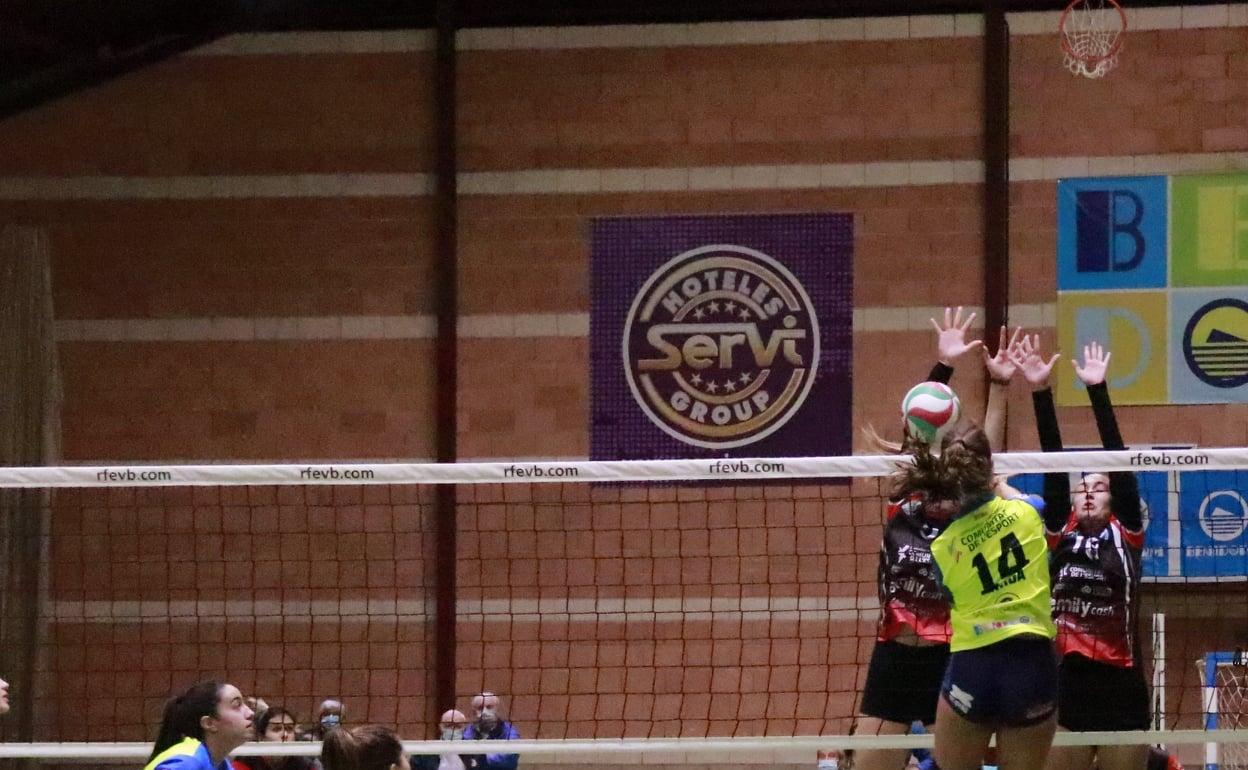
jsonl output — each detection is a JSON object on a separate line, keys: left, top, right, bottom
{"left": 1198, "top": 490, "right": 1248, "bottom": 542}
{"left": 1180, "top": 470, "right": 1248, "bottom": 578}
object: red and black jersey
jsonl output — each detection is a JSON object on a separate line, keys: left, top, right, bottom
{"left": 1032, "top": 381, "right": 1145, "bottom": 668}
{"left": 1049, "top": 513, "right": 1144, "bottom": 666}
{"left": 877, "top": 493, "right": 952, "bottom": 643}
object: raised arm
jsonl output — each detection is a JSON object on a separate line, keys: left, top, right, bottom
{"left": 1014, "top": 333, "right": 1069, "bottom": 533}
{"left": 982, "top": 325, "right": 1022, "bottom": 453}
{"left": 1073, "top": 342, "right": 1142, "bottom": 531}
{"left": 928, "top": 305, "right": 983, "bottom": 383}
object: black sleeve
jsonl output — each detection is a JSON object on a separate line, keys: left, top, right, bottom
{"left": 1032, "top": 387, "right": 1070, "bottom": 533}
{"left": 927, "top": 362, "right": 954, "bottom": 385}
{"left": 1087, "top": 382, "right": 1143, "bottom": 531}
{"left": 1033, "top": 387, "right": 1063, "bottom": 452}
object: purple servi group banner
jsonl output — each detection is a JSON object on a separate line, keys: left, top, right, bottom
{"left": 590, "top": 212, "right": 853, "bottom": 462}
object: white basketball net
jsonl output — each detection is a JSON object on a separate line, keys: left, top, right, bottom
{"left": 1213, "top": 662, "right": 1248, "bottom": 769}
{"left": 1061, "top": 0, "right": 1125, "bottom": 79}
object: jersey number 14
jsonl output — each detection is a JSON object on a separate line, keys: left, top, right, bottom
{"left": 971, "top": 532, "right": 1030, "bottom": 595}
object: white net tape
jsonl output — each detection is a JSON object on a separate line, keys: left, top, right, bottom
{"left": 0, "top": 731, "right": 1247, "bottom": 761}
{"left": 0, "top": 447, "right": 1237, "bottom": 488}
{"left": 1061, "top": 0, "right": 1125, "bottom": 79}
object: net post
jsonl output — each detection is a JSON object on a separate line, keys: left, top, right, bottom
{"left": 1152, "top": 612, "right": 1166, "bottom": 731}
{"left": 1203, "top": 653, "right": 1220, "bottom": 770}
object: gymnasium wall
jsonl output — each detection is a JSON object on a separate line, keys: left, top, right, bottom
{"left": 0, "top": 8, "right": 1245, "bottom": 745}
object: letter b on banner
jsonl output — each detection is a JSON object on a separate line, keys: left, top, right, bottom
{"left": 1058, "top": 176, "right": 1167, "bottom": 291}
{"left": 1075, "top": 190, "right": 1145, "bottom": 273}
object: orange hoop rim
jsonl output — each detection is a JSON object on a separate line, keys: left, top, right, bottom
{"left": 1059, "top": 0, "right": 1128, "bottom": 65}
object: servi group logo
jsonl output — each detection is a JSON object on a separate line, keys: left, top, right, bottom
{"left": 1056, "top": 174, "right": 1248, "bottom": 405}
{"left": 623, "top": 244, "right": 819, "bottom": 448}
{"left": 589, "top": 213, "right": 853, "bottom": 460}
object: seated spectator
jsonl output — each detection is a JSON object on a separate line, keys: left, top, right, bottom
{"left": 246, "top": 698, "right": 270, "bottom": 720}
{"left": 413, "top": 710, "right": 471, "bottom": 770}
{"left": 1148, "top": 747, "right": 1184, "bottom": 770}
{"left": 321, "top": 724, "right": 409, "bottom": 770}
{"left": 303, "top": 700, "right": 346, "bottom": 742}
{"left": 462, "top": 693, "right": 519, "bottom": 770}
{"left": 234, "top": 706, "right": 317, "bottom": 770}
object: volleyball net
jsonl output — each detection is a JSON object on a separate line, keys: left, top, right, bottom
{"left": 0, "top": 448, "right": 1247, "bottom": 764}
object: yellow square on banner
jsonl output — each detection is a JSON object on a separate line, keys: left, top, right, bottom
{"left": 1056, "top": 292, "right": 1169, "bottom": 405}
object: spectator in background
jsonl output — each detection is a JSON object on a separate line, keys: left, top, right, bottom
{"left": 234, "top": 706, "right": 317, "bottom": 770}
{"left": 246, "top": 698, "right": 270, "bottom": 720}
{"left": 321, "top": 724, "right": 409, "bottom": 770}
{"left": 304, "top": 700, "right": 346, "bottom": 742}
{"left": 0, "top": 676, "right": 9, "bottom": 715}
{"left": 463, "top": 693, "right": 519, "bottom": 770}
{"left": 413, "top": 710, "right": 472, "bottom": 770}
{"left": 1148, "top": 747, "right": 1184, "bottom": 770}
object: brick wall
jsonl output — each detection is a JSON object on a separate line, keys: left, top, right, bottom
{"left": 1, "top": 10, "right": 1245, "bottom": 747}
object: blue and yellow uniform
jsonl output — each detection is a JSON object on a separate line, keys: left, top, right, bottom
{"left": 931, "top": 492, "right": 1058, "bottom": 726}
{"left": 144, "top": 737, "right": 232, "bottom": 770}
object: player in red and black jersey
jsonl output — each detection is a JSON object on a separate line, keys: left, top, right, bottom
{"left": 853, "top": 310, "right": 1023, "bottom": 770}
{"left": 1015, "top": 338, "right": 1148, "bottom": 770}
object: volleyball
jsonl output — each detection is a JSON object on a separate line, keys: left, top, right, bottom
{"left": 901, "top": 381, "right": 961, "bottom": 445}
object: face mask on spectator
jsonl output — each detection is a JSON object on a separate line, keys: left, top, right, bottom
{"left": 442, "top": 727, "right": 465, "bottom": 741}
{"left": 475, "top": 709, "right": 499, "bottom": 732}
{"left": 320, "top": 713, "right": 341, "bottom": 731}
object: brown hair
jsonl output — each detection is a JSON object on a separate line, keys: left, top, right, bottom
{"left": 321, "top": 725, "right": 404, "bottom": 770}
{"left": 148, "top": 680, "right": 225, "bottom": 763}
{"left": 894, "top": 423, "right": 994, "bottom": 505}
{"left": 861, "top": 422, "right": 929, "bottom": 456}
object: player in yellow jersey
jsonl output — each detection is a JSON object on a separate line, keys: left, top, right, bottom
{"left": 897, "top": 424, "right": 1058, "bottom": 770}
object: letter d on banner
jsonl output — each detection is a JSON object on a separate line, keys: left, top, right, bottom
{"left": 1075, "top": 306, "right": 1150, "bottom": 389}
{"left": 1057, "top": 291, "right": 1169, "bottom": 405}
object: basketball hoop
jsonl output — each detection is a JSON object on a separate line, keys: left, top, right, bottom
{"left": 1059, "top": 0, "right": 1127, "bottom": 79}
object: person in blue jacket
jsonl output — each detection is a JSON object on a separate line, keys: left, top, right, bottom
{"left": 462, "top": 693, "right": 520, "bottom": 770}
{"left": 145, "top": 680, "right": 256, "bottom": 770}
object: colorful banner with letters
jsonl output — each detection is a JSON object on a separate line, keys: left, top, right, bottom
{"left": 1057, "top": 172, "right": 1248, "bottom": 579}
{"left": 590, "top": 213, "right": 852, "bottom": 461}
{"left": 1057, "top": 173, "right": 1248, "bottom": 406}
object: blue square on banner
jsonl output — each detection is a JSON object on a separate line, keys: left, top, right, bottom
{"left": 1007, "top": 469, "right": 1171, "bottom": 577}
{"left": 1008, "top": 464, "right": 1173, "bottom": 574}
{"left": 1137, "top": 471, "right": 1173, "bottom": 578}
{"left": 1009, "top": 473, "right": 1045, "bottom": 498}
{"left": 1179, "top": 470, "right": 1248, "bottom": 578}
{"left": 1057, "top": 176, "right": 1168, "bottom": 291}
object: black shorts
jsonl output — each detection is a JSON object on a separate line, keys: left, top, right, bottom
{"left": 860, "top": 639, "right": 951, "bottom": 725}
{"left": 941, "top": 635, "right": 1058, "bottom": 728}
{"left": 1057, "top": 653, "right": 1150, "bottom": 732}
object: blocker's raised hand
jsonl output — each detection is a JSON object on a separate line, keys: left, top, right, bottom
{"left": 984, "top": 325, "right": 1024, "bottom": 383}
{"left": 1010, "top": 333, "right": 1061, "bottom": 390}
{"left": 931, "top": 305, "right": 983, "bottom": 365}
{"left": 1073, "top": 341, "right": 1112, "bottom": 386}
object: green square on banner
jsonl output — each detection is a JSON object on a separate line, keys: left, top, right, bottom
{"left": 1171, "top": 173, "right": 1248, "bottom": 287}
